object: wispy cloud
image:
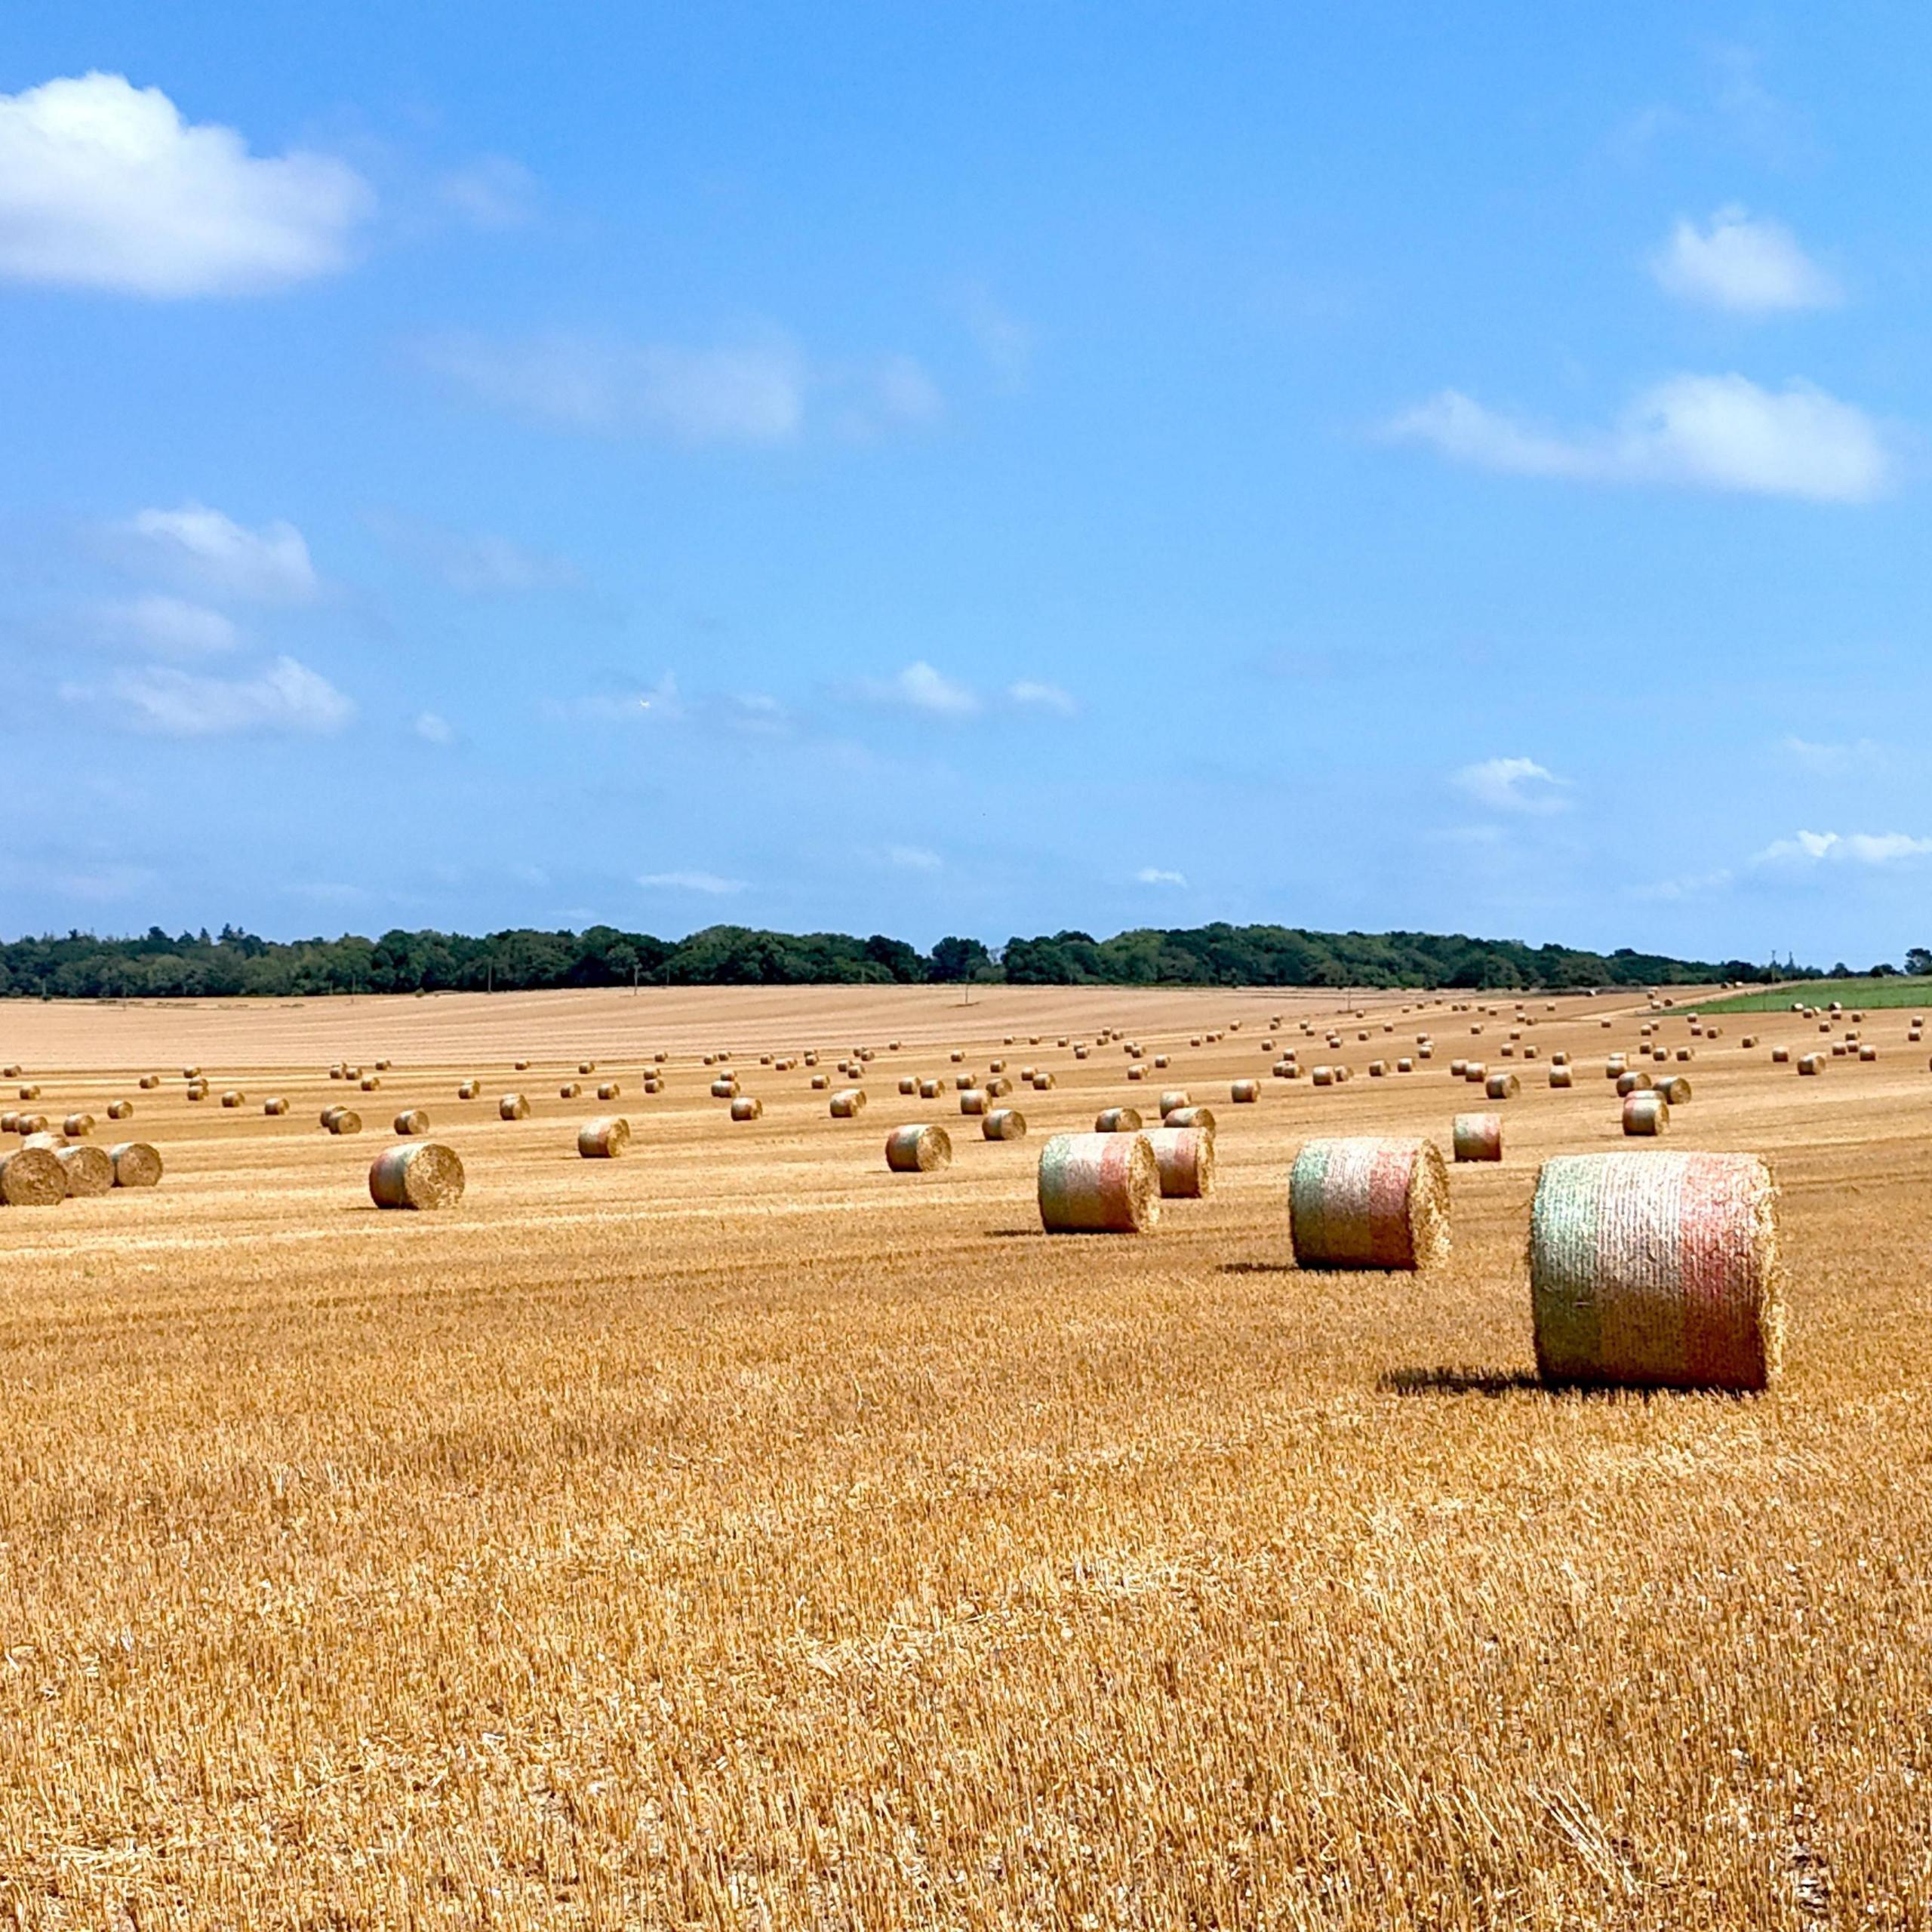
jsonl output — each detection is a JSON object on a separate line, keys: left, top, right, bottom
{"left": 857, "top": 660, "right": 980, "bottom": 718}
{"left": 1651, "top": 205, "right": 1840, "bottom": 313}
{"left": 1452, "top": 756, "right": 1570, "bottom": 814}
{"left": 0, "top": 72, "right": 371, "bottom": 296}
{"left": 1008, "top": 679, "right": 1076, "bottom": 715}
{"left": 95, "top": 593, "right": 240, "bottom": 657}
{"left": 885, "top": 844, "right": 942, "bottom": 871}
{"left": 65, "top": 654, "right": 354, "bottom": 736}
{"left": 435, "top": 155, "right": 537, "bottom": 230}
{"left": 959, "top": 283, "right": 1032, "bottom": 392}
{"left": 636, "top": 869, "right": 745, "bottom": 894}
{"left": 543, "top": 672, "right": 684, "bottom": 724}
{"left": 123, "top": 503, "right": 320, "bottom": 601}
{"left": 1778, "top": 735, "right": 1888, "bottom": 777}
{"left": 368, "top": 511, "right": 580, "bottom": 596}
{"left": 1386, "top": 374, "right": 1891, "bottom": 503}
{"left": 1137, "top": 866, "right": 1188, "bottom": 887}
{"left": 1754, "top": 829, "right": 1932, "bottom": 867}
{"left": 414, "top": 710, "right": 454, "bottom": 745}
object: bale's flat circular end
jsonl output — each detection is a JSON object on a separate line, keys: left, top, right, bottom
{"left": 1038, "top": 1131, "right": 1160, "bottom": 1233}
{"left": 369, "top": 1142, "right": 466, "bottom": 1210}
{"left": 1290, "top": 1137, "right": 1450, "bottom": 1270}
{"left": 0, "top": 1146, "right": 66, "bottom": 1207}
{"left": 107, "top": 1141, "right": 163, "bottom": 1188}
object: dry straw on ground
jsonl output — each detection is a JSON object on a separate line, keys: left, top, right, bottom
{"left": 1289, "top": 1136, "right": 1450, "bottom": 1270}
{"left": 1530, "top": 1150, "right": 1781, "bottom": 1390}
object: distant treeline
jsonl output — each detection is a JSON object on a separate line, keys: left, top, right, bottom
{"left": 0, "top": 921, "right": 1810, "bottom": 999}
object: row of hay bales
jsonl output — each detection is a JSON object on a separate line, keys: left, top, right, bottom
{"left": 0, "top": 1137, "right": 162, "bottom": 1204}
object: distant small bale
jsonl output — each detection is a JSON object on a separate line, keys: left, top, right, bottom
{"left": 811, "top": 1074, "right": 830, "bottom": 1091}
{"left": 1860, "top": 1044, "right": 1878, "bottom": 1063}
{"left": 1074, "top": 1045, "right": 1090, "bottom": 1060}
{"left": 1031, "top": 1072, "right": 1056, "bottom": 1091}
{"left": 1615, "top": 1070, "right": 1652, "bottom": 1097}
{"left": 1038, "top": 1131, "right": 1161, "bottom": 1234}
{"left": 917, "top": 1078, "right": 941, "bottom": 1100}
{"left": 394, "top": 1109, "right": 429, "bottom": 1137}
{"left": 515, "top": 1060, "right": 531, "bottom": 1071}
{"left": 709, "top": 1078, "right": 738, "bottom": 1100}
{"left": 730, "top": 1096, "right": 764, "bottom": 1121}
{"left": 950, "top": 1050, "right": 965, "bottom": 1063}
{"left": 578, "top": 1116, "right": 630, "bottom": 1158}
{"left": 1484, "top": 1072, "right": 1519, "bottom": 1101}
{"left": 358, "top": 1077, "right": 380, "bottom": 1093}
{"left": 1622, "top": 1091, "right": 1669, "bottom": 1136}
{"left": 1153, "top": 1054, "right": 1170, "bottom": 1070}
{"left": 323, "top": 1107, "right": 363, "bottom": 1135}
{"left": 887, "top": 1124, "right": 952, "bottom": 1172}
{"left": 579, "top": 1061, "right": 596, "bottom": 1075}
{"left": 1312, "top": 1066, "right": 1335, "bottom": 1087}
{"left": 57, "top": 1144, "right": 115, "bottom": 1197}
{"left": 1464, "top": 1063, "right": 1487, "bottom": 1084}
{"left": 1797, "top": 1054, "right": 1823, "bottom": 1076}
{"left": 1454, "top": 1113, "right": 1503, "bottom": 1162}
{"left": 17, "top": 1084, "right": 41, "bottom": 1102}
{"left": 983, "top": 1108, "right": 1027, "bottom": 1140}
{"left": 499, "top": 1094, "right": 529, "bottom": 1120}
{"left": 830, "top": 1088, "right": 866, "bottom": 1118}
{"left": 221, "top": 1090, "right": 246, "bottom": 1108}
{"left": 1164, "top": 1106, "right": 1217, "bottom": 1133}
{"left": 369, "top": 1143, "right": 465, "bottom": 1211}
{"left": 106, "top": 1100, "right": 132, "bottom": 1121}
{"left": 0, "top": 1146, "right": 66, "bottom": 1207}
{"left": 1531, "top": 1151, "right": 1779, "bottom": 1390}
{"left": 263, "top": 1097, "right": 289, "bottom": 1115}
{"left": 374, "top": 1060, "right": 392, "bottom": 1072}
{"left": 596, "top": 1081, "right": 621, "bottom": 1100}
{"left": 1656, "top": 1075, "right": 1692, "bottom": 1106}
{"left": 458, "top": 1080, "right": 480, "bottom": 1100}
{"left": 138, "top": 1075, "right": 160, "bottom": 1091}
{"left": 63, "top": 1113, "right": 96, "bottom": 1139}
{"left": 1450, "top": 1059, "right": 1467, "bottom": 1078}
{"left": 181, "top": 1066, "right": 200, "bottom": 1080}
{"left": 108, "top": 1142, "right": 162, "bottom": 1189}
{"left": 1126, "top": 1064, "right": 1146, "bottom": 1081}
{"left": 954, "top": 1072, "right": 976, "bottom": 1091}
{"left": 1289, "top": 1137, "right": 1450, "bottom": 1271}
{"left": 899, "top": 1075, "right": 918, "bottom": 1095}
{"left": 1368, "top": 1060, "right": 1387, "bottom": 1077}
{"left": 1230, "top": 1079, "right": 1260, "bottom": 1103}
{"left": 1549, "top": 1066, "right": 1574, "bottom": 1088}
{"left": 1146, "top": 1126, "right": 1214, "bottom": 1198}
{"left": 1396, "top": 1058, "right": 1414, "bottom": 1074}
{"left": 185, "top": 1083, "right": 208, "bottom": 1102}
{"left": 958, "top": 1088, "right": 990, "bottom": 1115}
{"left": 1094, "top": 1106, "right": 1143, "bottom": 1133}
{"left": 561, "top": 1081, "right": 584, "bottom": 1100}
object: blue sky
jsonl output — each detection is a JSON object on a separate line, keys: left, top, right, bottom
{"left": 3, "top": 5, "right": 1930, "bottom": 964}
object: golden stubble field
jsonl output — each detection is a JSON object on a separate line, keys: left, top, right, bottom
{"left": 2, "top": 983, "right": 1928, "bottom": 1928}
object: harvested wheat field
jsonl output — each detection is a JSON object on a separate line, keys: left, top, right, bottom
{"left": 2, "top": 983, "right": 1929, "bottom": 1926}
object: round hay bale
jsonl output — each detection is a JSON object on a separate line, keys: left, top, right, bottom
{"left": 499, "top": 1094, "right": 529, "bottom": 1120}
{"left": 1656, "top": 1075, "right": 1692, "bottom": 1106}
{"left": 1860, "top": 1044, "right": 1878, "bottom": 1063}
{"left": 21, "top": 1132, "right": 58, "bottom": 1152}
{"left": 730, "top": 1096, "right": 763, "bottom": 1121}
{"left": 811, "top": 1073, "right": 829, "bottom": 1091}
{"left": 369, "top": 1142, "right": 465, "bottom": 1211}
{"left": 986, "top": 1076, "right": 1014, "bottom": 1099}
{"left": 14, "top": 1114, "right": 46, "bottom": 1137}
{"left": 596, "top": 1081, "right": 622, "bottom": 1100}
{"left": 950, "top": 1050, "right": 965, "bottom": 1064}
{"left": 106, "top": 1100, "right": 131, "bottom": 1121}
{"left": 515, "top": 1060, "right": 531, "bottom": 1071}
{"left": 1530, "top": 1151, "right": 1779, "bottom": 1389}
{"left": 1797, "top": 1054, "right": 1823, "bottom": 1076}
{"left": 886, "top": 1124, "right": 952, "bottom": 1172}
{"left": 1126, "top": 1064, "right": 1146, "bottom": 1081}
{"left": 1464, "top": 1062, "right": 1487, "bottom": 1084}
{"left": 1031, "top": 1072, "right": 1056, "bottom": 1091}
{"left": 958, "top": 1088, "right": 990, "bottom": 1115}
{"left": 1146, "top": 1126, "right": 1214, "bottom": 1198}
{"left": 578, "top": 1116, "right": 630, "bottom": 1157}
{"left": 1622, "top": 1091, "right": 1669, "bottom": 1136}
{"left": 374, "top": 1060, "right": 392, "bottom": 1072}
{"left": 0, "top": 1112, "right": 14, "bottom": 1133}
{"left": 457, "top": 1080, "right": 481, "bottom": 1100}
{"left": 1230, "top": 1079, "right": 1260, "bottom": 1103}
{"left": 1074, "top": 1045, "right": 1090, "bottom": 1060}
{"left": 898, "top": 1075, "right": 918, "bottom": 1096}
{"left": 709, "top": 1078, "right": 738, "bottom": 1100}
{"left": 393, "top": 1109, "right": 430, "bottom": 1137}
{"left": 107, "top": 1142, "right": 162, "bottom": 1189}
{"left": 918, "top": 1078, "right": 941, "bottom": 1100}
{"left": 1453, "top": 1113, "right": 1503, "bottom": 1162}
{"left": 1450, "top": 1059, "right": 1467, "bottom": 1078}
{"left": 1038, "top": 1131, "right": 1160, "bottom": 1234}
{"left": 983, "top": 1108, "right": 1027, "bottom": 1140}
{"left": 57, "top": 1144, "right": 114, "bottom": 1197}
{"left": 989, "top": 1059, "right": 1008, "bottom": 1075}
{"left": 62, "top": 1112, "right": 95, "bottom": 1139}
{"left": 138, "top": 1074, "right": 160, "bottom": 1090}
{"left": 1153, "top": 1054, "right": 1171, "bottom": 1070}
{"left": 1615, "top": 1070, "right": 1652, "bottom": 1097}
{"left": 1164, "top": 1106, "right": 1217, "bottom": 1133}
{"left": 1289, "top": 1137, "right": 1450, "bottom": 1270}
{"left": 0, "top": 1147, "right": 66, "bottom": 1207}
{"left": 1311, "top": 1066, "right": 1335, "bottom": 1087}
{"left": 953, "top": 1072, "right": 976, "bottom": 1091}
{"left": 1396, "top": 1058, "right": 1414, "bottom": 1074}
{"left": 263, "top": 1097, "right": 289, "bottom": 1115}
{"left": 561, "top": 1081, "right": 584, "bottom": 1100}
{"left": 579, "top": 1061, "right": 596, "bottom": 1075}
{"left": 1549, "top": 1066, "right": 1574, "bottom": 1089}
{"left": 1484, "top": 1072, "right": 1519, "bottom": 1101}
{"left": 325, "top": 1108, "right": 363, "bottom": 1135}
{"left": 358, "top": 1078, "right": 379, "bottom": 1094}
{"left": 1094, "top": 1106, "right": 1143, "bottom": 1133}
{"left": 181, "top": 1066, "right": 200, "bottom": 1080}
{"left": 17, "top": 1084, "right": 41, "bottom": 1103}
{"left": 829, "top": 1088, "right": 866, "bottom": 1118}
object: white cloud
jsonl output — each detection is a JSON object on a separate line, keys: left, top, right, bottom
{"left": 1778, "top": 735, "right": 1887, "bottom": 777}
{"left": 543, "top": 672, "right": 683, "bottom": 724}
{"left": 636, "top": 870, "right": 745, "bottom": 894}
{"left": 1137, "top": 867, "right": 1188, "bottom": 887}
{"left": 97, "top": 593, "right": 239, "bottom": 657}
{"left": 1387, "top": 374, "right": 1891, "bottom": 503}
{"left": 1754, "top": 829, "right": 1932, "bottom": 867}
{"left": 887, "top": 844, "right": 942, "bottom": 871}
{"left": 368, "top": 512, "right": 579, "bottom": 596}
{"left": 1008, "top": 679, "right": 1076, "bottom": 715}
{"left": 66, "top": 654, "right": 354, "bottom": 736}
{"left": 435, "top": 156, "right": 537, "bottom": 230}
{"left": 859, "top": 660, "right": 980, "bottom": 718}
{"left": 414, "top": 711, "right": 454, "bottom": 745}
{"left": 960, "top": 284, "right": 1032, "bottom": 392}
{"left": 1651, "top": 206, "right": 1840, "bottom": 313}
{"left": 125, "top": 503, "right": 319, "bottom": 601}
{"left": 1631, "top": 867, "right": 1736, "bottom": 902}
{"left": 1453, "top": 756, "right": 1570, "bottom": 814}
{"left": 421, "top": 330, "right": 940, "bottom": 445}
{"left": 0, "top": 72, "right": 371, "bottom": 296}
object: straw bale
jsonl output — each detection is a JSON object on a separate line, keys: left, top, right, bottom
{"left": 0, "top": 1146, "right": 66, "bottom": 1207}
{"left": 57, "top": 1144, "right": 114, "bottom": 1197}
{"left": 1146, "top": 1126, "right": 1214, "bottom": 1198}
{"left": 1038, "top": 1131, "right": 1160, "bottom": 1234}
{"left": 886, "top": 1124, "right": 952, "bottom": 1171}
{"left": 1453, "top": 1113, "right": 1502, "bottom": 1162}
{"left": 108, "top": 1142, "right": 162, "bottom": 1189}
{"left": 1094, "top": 1107, "right": 1143, "bottom": 1133}
{"left": 578, "top": 1116, "right": 630, "bottom": 1157}
{"left": 1622, "top": 1091, "right": 1669, "bottom": 1136}
{"left": 369, "top": 1143, "right": 465, "bottom": 1211}
{"left": 983, "top": 1109, "right": 1027, "bottom": 1140}
{"left": 1289, "top": 1137, "right": 1450, "bottom": 1270}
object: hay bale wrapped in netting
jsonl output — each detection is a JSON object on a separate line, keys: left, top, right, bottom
{"left": 499, "top": 1093, "right": 529, "bottom": 1120}
{"left": 106, "top": 1100, "right": 132, "bottom": 1121}
{"left": 1453, "top": 1113, "right": 1502, "bottom": 1163}
{"left": 886, "top": 1123, "right": 952, "bottom": 1172}
{"left": 1549, "top": 1066, "right": 1574, "bottom": 1089}
{"left": 369, "top": 1143, "right": 466, "bottom": 1211}
{"left": 394, "top": 1109, "right": 429, "bottom": 1137}
{"left": 1038, "top": 1131, "right": 1161, "bottom": 1234}
{"left": 1797, "top": 1054, "right": 1823, "bottom": 1076}
{"left": 263, "top": 1097, "right": 289, "bottom": 1116}
{"left": 1230, "top": 1079, "right": 1260, "bottom": 1103}
{"left": 1094, "top": 1106, "right": 1143, "bottom": 1133}
{"left": 108, "top": 1142, "right": 163, "bottom": 1189}
{"left": 958, "top": 1088, "right": 990, "bottom": 1115}
{"left": 1146, "top": 1126, "right": 1214, "bottom": 1198}
{"left": 1289, "top": 1137, "right": 1450, "bottom": 1270}
{"left": 829, "top": 1088, "right": 866, "bottom": 1118}
{"left": 1485, "top": 1072, "right": 1519, "bottom": 1101}
{"left": 323, "top": 1107, "right": 363, "bottom": 1135}
{"left": 1530, "top": 1151, "right": 1780, "bottom": 1390}
{"left": 1623, "top": 1091, "right": 1669, "bottom": 1136}
{"left": 0, "top": 1146, "right": 66, "bottom": 1207}
{"left": 62, "top": 1112, "right": 95, "bottom": 1139}
{"left": 1164, "top": 1105, "right": 1217, "bottom": 1133}
{"left": 578, "top": 1116, "right": 631, "bottom": 1157}
{"left": 1656, "top": 1075, "right": 1692, "bottom": 1106}
{"left": 898, "top": 1075, "right": 918, "bottom": 1096}
{"left": 57, "top": 1144, "right": 114, "bottom": 1197}
{"left": 983, "top": 1108, "right": 1027, "bottom": 1140}
{"left": 730, "top": 1096, "right": 763, "bottom": 1121}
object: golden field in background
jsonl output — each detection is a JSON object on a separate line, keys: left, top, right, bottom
{"left": 1, "top": 983, "right": 1927, "bottom": 1927}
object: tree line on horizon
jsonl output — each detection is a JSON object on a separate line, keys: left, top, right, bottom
{"left": 0, "top": 921, "right": 1816, "bottom": 1000}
